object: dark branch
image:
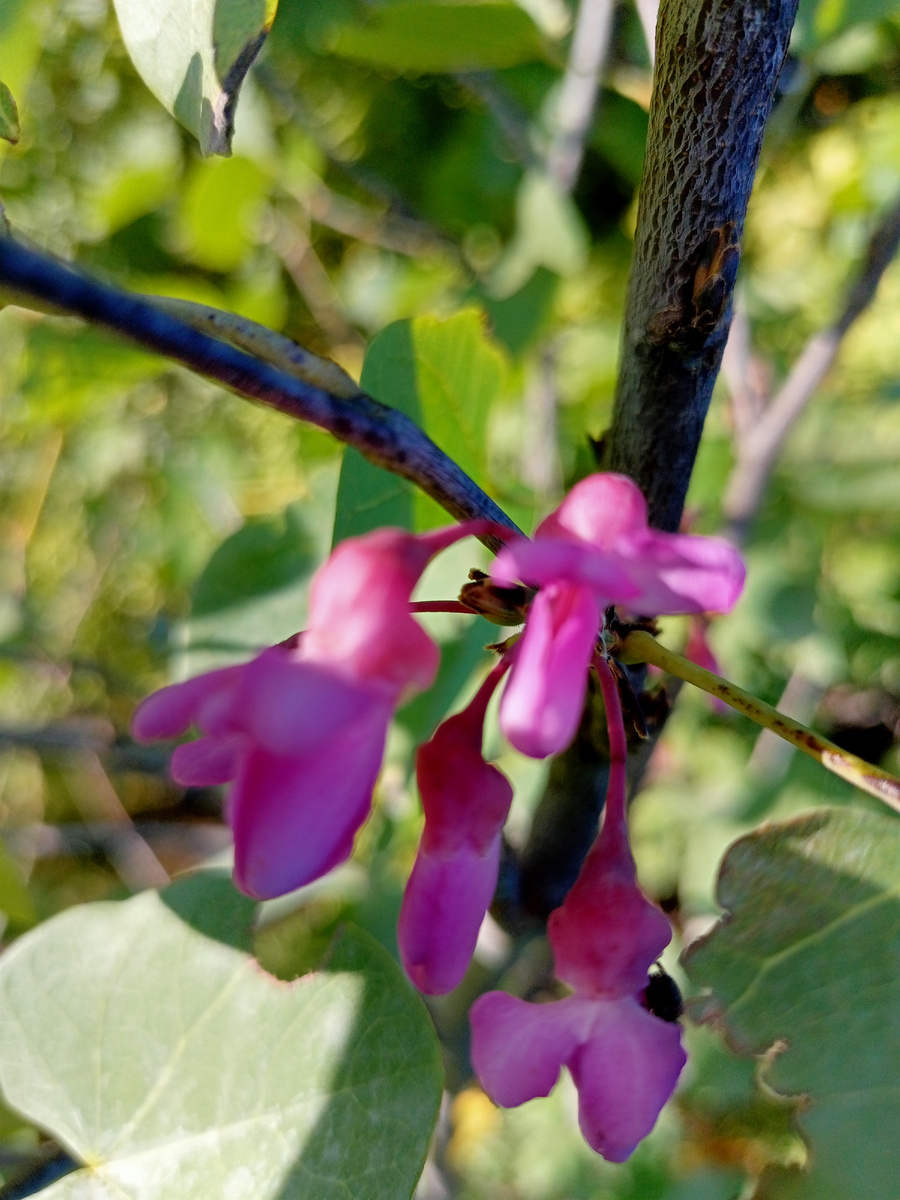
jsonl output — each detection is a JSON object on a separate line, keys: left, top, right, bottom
{"left": 520, "top": 0, "right": 799, "bottom": 918}
{"left": 0, "top": 234, "right": 520, "bottom": 548}
{"left": 605, "top": 0, "right": 799, "bottom": 532}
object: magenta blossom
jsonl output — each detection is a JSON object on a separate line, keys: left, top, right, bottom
{"left": 398, "top": 659, "right": 512, "bottom": 995}
{"left": 132, "top": 522, "right": 493, "bottom": 899}
{"left": 492, "top": 473, "right": 745, "bottom": 758}
{"left": 470, "top": 656, "right": 687, "bottom": 1162}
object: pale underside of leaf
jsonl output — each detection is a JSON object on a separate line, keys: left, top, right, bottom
{"left": 111, "top": 0, "right": 277, "bottom": 155}
{"left": 0, "top": 878, "right": 442, "bottom": 1200}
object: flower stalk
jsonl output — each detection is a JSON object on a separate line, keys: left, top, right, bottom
{"left": 618, "top": 628, "right": 900, "bottom": 813}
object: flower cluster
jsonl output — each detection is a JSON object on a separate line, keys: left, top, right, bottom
{"left": 133, "top": 473, "right": 744, "bottom": 1160}
{"left": 470, "top": 656, "right": 687, "bottom": 1161}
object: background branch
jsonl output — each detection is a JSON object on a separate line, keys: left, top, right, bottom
{"left": 0, "top": 233, "right": 520, "bottom": 548}
{"left": 723, "top": 193, "right": 900, "bottom": 541}
{"left": 545, "top": 0, "right": 616, "bottom": 193}
{"left": 604, "top": 0, "right": 799, "bottom": 532}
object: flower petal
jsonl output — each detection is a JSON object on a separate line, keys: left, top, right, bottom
{"left": 171, "top": 734, "right": 245, "bottom": 786}
{"left": 398, "top": 837, "right": 501, "bottom": 995}
{"left": 493, "top": 539, "right": 637, "bottom": 601}
{"left": 623, "top": 530, "right": 746, "bottom": 615}
{"left": 568, "top": 997, "right": 687, "bottom": 1162}
{"left": 131, "top": 666, "right": 243, "bottom": 741}
{"left": 229, "top": 695, "right": 391, "bottom": 898}
{"left": 305, "top": 527, "right": 442, "bottom": 693}
{"left": 470, "top": 992, "right": 583, "bottom": 1108}
{"left": 549, "top": 873, "right": 673, "bottom": 997}
{"left": 416, "top": 670, "right": 513, "bottom": 855}
{"left": 237, "top": 649, "right": 388, "bottom": 758}
{"left": 536, "top": 474, "right": 649, "bottom": 548}
{"left": 499, "top": 582, "right": 600, "bottom": 758}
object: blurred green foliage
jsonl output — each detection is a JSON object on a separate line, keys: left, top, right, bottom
{"left": 0, "top": 0, "right": 900, "bottom": 1195}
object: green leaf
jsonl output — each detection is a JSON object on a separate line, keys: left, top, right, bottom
{"left": 490, "top": 171, "right": 589, "bottom": 297}
{"left": 683, "top": 807, "right": 900, "bottom": 1200}
{"left": 333, "top": 322, "right": 421, "bottom": 543}
{"left": 397, "top": 615, "right": 495, "bottom": 742}
{"left": 175, "top": 155, "right": 271, "bottom": 271}
{"left": 0, "top": 80, "right": 20, "bottom": 144}
{"left": 19, "top": 325, "right": 159, "bottom": 424}
{"left": 0, "top": 873, "right": 442, "bottom": 1199}
{"left": 479, "top": 266, "right": 558, "bottom": 357}
{"left": 333, "top": 310, "right": 507, "bottom": 543}
{"left": 111, "top": 0, "right": 278, "bottom": 156}
{"left": 804, "top": 0, "right": 900, "bottom": 42}
{"left": 327, "top": 1, "right": 547, "bottom": 73}
{"left": 179, "top": 468, "right": 337, "bottom": 674}
{"left": 0, "top": 839, "right": 36, "bottom": 931}
{"left": 0, "top": 0, "right": 49, "bottom": 166}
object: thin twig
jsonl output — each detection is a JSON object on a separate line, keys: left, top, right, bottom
{"left": 545, "top": 0, "right": 616, "bottom": 192}
{"left": 295, "top": 182, "right": 453, "bottom": 260}
{"left": 746, "top": 666, "right": 825, "bottom": 784}
{"left": 619, "top": 629, "right": 900, "bottom": 814}
{"left": 723, "top": 193, "right": 900, "bottom": 540}
{"left": 0, "top": 233, "right": 520, "bottom": 548}
{"left": 456, "top": 72, "right": 540, "bottom": 169}
{"left": 66, "top": 752, "right": 171, "bottom": 890}
{"left": 270, "top": 212, "right": 365, "bottom": 349}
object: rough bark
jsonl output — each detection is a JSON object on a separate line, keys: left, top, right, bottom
{"left": 605, "top": 0, "right": 800, "bottom": 532}
{"left": 521, "top": 0, "right": 800, "bottom": 919}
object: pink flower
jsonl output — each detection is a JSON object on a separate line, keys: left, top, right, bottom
{"left": 470, "top": 657, "right": 687, "bottom": 1162}
{"left": 133, "top": 522, "right": 494, "bottom": 899}
{"left": 492, "top": 474, "right": 745, "bottom": 758}
{"left": 134, "top": 650, "right": 393, "bottom": 897}
{"left": 398, "top": 660, "right": 512, "bottom": 994}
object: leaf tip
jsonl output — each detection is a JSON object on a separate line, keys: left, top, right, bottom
{"left": 0, "top": 81, "right": 20, "bottom": 145}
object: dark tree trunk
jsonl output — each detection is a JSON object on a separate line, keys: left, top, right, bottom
{"left": 604, "top": 0, "right": 800, "bottom": 532}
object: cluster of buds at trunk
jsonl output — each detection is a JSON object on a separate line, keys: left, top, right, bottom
{"left": 133, "top": 473, "right": 746, "bottom": 1161}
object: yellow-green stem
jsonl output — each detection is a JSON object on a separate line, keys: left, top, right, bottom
{"left": 619, "top": 628, "right": 900, "bottom": 814}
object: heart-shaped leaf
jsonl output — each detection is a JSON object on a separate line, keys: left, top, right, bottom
{"left": 111, "top": 0, "right": 277, "bottom": 155}
{"left": 0, "top": 873, "right": 442, "bottom": 1198}
{"left": 683, "top": 807, "right": 900, "bottom": 1200}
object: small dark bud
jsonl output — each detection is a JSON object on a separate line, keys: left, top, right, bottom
{"left": 459, "top": 570, "right": 532, "bottom": 626}
{"left": 643, "top": 964, "right": 683, "bottom": 1023}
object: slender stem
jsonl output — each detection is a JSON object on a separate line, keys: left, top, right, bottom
{"left": 619, "top": 629, "right": 900, "bottom": 813}
{"left": 463, "top": 654, "right": 513, "bottom": 730}
{"left": 545, "top": 0, "right": 616, "bottom": 193}
{"left": 456, "top": 73, "right": 539, "bottom": 169}
{"left": 594, "top": 654, "right": 632, "bottom": 863}
{"left": 409, "top": 600, "right": 477, "bottom": 615}
{"left": 0, "top": 234, "right": 521, "bottom": 549}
